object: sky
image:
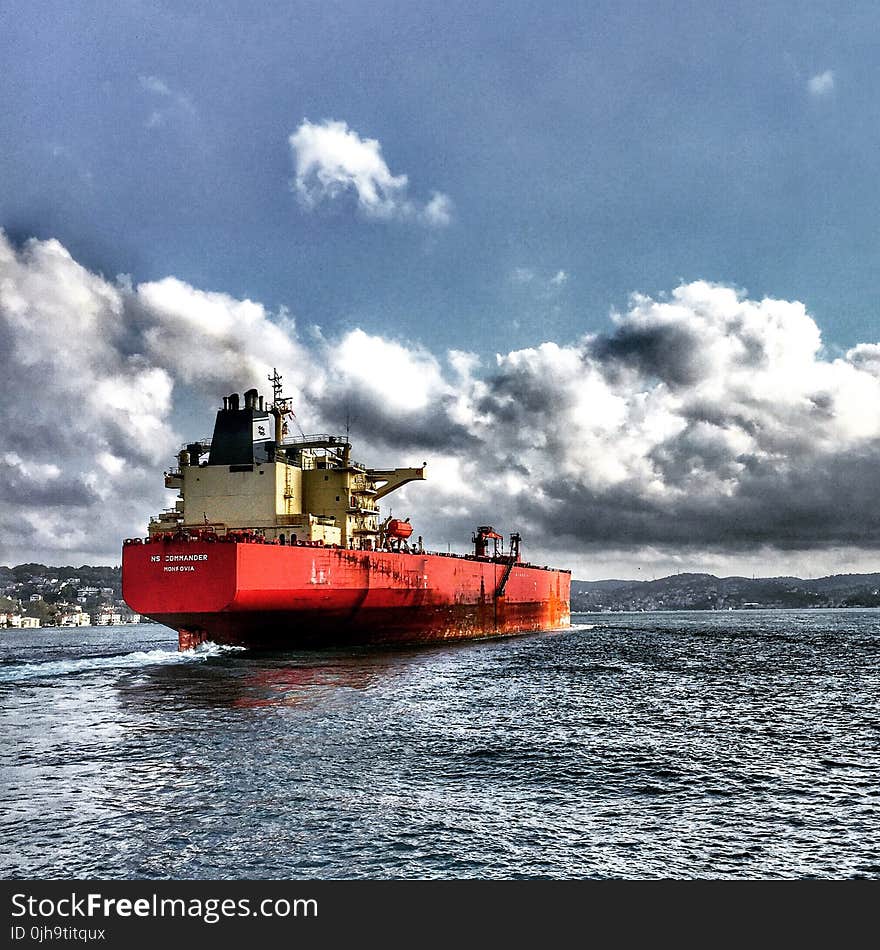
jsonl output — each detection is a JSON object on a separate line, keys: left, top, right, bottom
{"left": 1, "top": 0, "right": 879, "bottom": 579}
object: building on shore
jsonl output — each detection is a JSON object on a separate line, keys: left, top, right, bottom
{"left": 95, "top": 608, "right": 123, "bottom": 625}
{"left": 60, "top": 606, "right": 91, "bottom": 627}
{"left": 0, "top": 613, "right": 41, "bottom": 628}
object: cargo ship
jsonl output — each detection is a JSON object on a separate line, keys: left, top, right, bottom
{"left": 122, "top": 373, "right": 570, "bottom": 649}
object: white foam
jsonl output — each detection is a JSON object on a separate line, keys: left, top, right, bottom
{"left": 0, "top": 641, "right": 243, "bottom": 683}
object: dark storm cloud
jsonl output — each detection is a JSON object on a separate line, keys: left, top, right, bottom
{"left": 311, "top": 390, "right": 478, "bottom": 452}
{"left": 515, "top": 445, "right": 880, "bottom": 552}
{"left": 478, "top": 367, "right": 575, "bottom": 421}
{"left": 591, "top": 322, "right": 708, "bottom": 387}
{"left": 0, "top": 459, "right": 98, "bottom": 508}
{"left": 648, "top": 424, "right": 745, "bottom": 486}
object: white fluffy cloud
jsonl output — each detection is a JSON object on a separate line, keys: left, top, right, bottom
{"left": 4, "top": 231, "right": 880, "bottom": 577}
{"left": 808, "top": 70, "right": 835, "bottom": 96}
{"left": 423, "top": 192, "right": 453, "bottom": 227}
{"left": 0, "top": 235, "right": 176, "bottom": 563}
{"left": 326, "top": 329, "right": 448, "bottom": 413}
{"left": 134, "top": 277, "right": 308, "bottom": 396}
{"left": 289, "top": 119, "right": 452, "bottom": 226}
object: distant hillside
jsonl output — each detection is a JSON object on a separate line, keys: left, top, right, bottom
{"left": 4, "top": 562, "right": 880, "bottom": 612}
{"left": 0, "top": 564, "right": 122, "bottom": 608}
{"left": 571, "top": 572, "right": 880, "bottom": 611}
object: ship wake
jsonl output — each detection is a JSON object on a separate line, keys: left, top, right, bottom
{"left": 0, "top": 642, "right": 243, "bottom": 683}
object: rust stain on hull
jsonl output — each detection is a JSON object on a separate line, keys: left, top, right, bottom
{"left": 175, "top": 600, "right": 570, "bottom": 650}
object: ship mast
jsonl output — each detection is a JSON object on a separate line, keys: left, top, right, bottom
{"left": 268, "top": 367, "right": 284, "bottom": 409}
{"left": 268, "top": 367, "right": 304, "bottom": 440}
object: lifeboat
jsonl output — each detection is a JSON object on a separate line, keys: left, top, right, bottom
{"left": 386, "top": 518, "right": 413, "bottom": 539}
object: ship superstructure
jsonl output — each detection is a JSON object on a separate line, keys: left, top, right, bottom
{"left": 151, "top": 372, "right": 426, "bottom": 551}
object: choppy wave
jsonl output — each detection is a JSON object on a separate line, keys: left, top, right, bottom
{"left": 0, "top": 642, "right": 241, "bottom": 683}
{"left": 3, "top": 613, "right": 879, "bottom": 879}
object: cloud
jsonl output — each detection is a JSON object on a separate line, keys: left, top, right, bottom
{"left": 847, "top": 343, "right": 880, "bottom": 375}
{"left": 138, "top": 74, "right": 196, "bottom": 128}
{"left": 132, "top": 278, "right": 308, "bottom": 395}
{"left": 289, "top": 119, "right": 452, "bottom": 226}
{"left": 307, "top": 328, "right": 477, "bottom": 450}
{"left": 467, "top": 282, "right": 880, "bottom": 557}
{"left": 510, "top": 267, "right": 568, "bottom": 290}
{"left": 139, "top": 75, "right": 171, "bottom": 96}
{"left": 0, "top": 234, "right": 176, "bottom": 563}
{"left": 511, "top": 267, "right": 569, "bottom": 294}
{"left": 0, "top": 233, "right": 306, "bottom": 564}
{"left": 423, "top": 191, "right": 453, "bottom": 227}
{"left": 808, "top": 70, "right": 835, "bottom": 96}
{"left": 4, "top": 232, "right": 880, "bottom": 576}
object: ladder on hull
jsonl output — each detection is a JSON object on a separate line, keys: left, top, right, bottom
{"left": 495, "top": 558, "right": 516, "bottom": 599}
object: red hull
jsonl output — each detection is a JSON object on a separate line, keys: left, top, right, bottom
{"left": 122, "top": 541, "right": 570, "bottom": 649}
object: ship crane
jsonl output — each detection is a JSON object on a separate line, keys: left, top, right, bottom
{"left": 473, "top": 526, "right": 503, "bottom": 558}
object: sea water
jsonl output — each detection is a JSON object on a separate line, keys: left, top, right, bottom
{"left": 1, "top": 610, "right": 878, "bottom": 879}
